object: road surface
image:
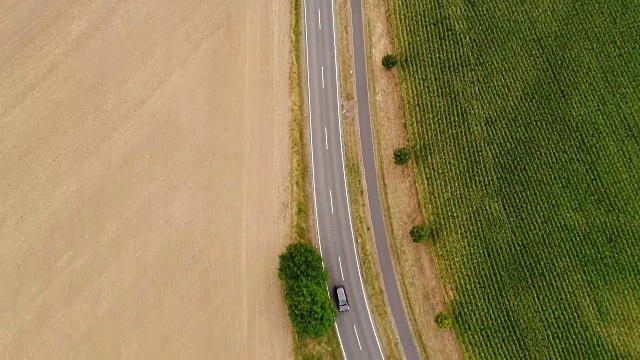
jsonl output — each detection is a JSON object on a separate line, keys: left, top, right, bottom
{"left": 347, "top": 0, "right": 422, "bottom": 359}
{"left": 303, "top": 0, "right": 421, "bottom": 358}
{"left": 302, "top": 0, "right": 383, "bottom": 358}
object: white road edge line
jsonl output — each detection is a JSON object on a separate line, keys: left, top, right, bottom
{"left": 303, "top": 3, "right": 347, "bottom": 359}
{"left": 335, "top": 324, "right": 348, "bottom": 360}
{"left": 321, "top": 66, "right": 325, "bottom": 88}
{"left": 354, "top": 325, "right": 362, "bottom": 350}
{"left": 329, "top": 190, "right": 334, "bottom": 214}
{"left": 303, "top": 0, "right": 382, "bottom": 357}
{"left": 338, "top": 256, "right": 344, "bottom": 281}
{"left": 318, "top": 8, "right": 321, "bottom": 29}
{"left": 325, "top": 126, "right": 329, "bottom": 150}
{"left": 329, "top": 0, "right": 385, "bottom": 357}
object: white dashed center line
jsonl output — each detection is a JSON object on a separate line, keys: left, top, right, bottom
{"left": 354, "top": 325, "right": 362, "bottom": 350}
{"left": 321, "top": 66, "right": 325, "bottom": 88}
{"left": 329, "top": 189, "right": 334, "bottom": 214}
{"left": 325, "top": 126, "right": 328, "bottom": 150}
{"left": 338, "top": 256, "right": 344, "bottom": 281}
{"left": 318, "top": 9, "right": 321, "bottom": 29}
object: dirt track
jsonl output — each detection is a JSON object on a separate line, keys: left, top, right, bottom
{"left": 1, "top": 1, "right": 292, "bottom": 358}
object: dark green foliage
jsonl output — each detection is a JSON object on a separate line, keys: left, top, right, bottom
{"left": 387, "top": 0, "right": 640, "bottom": 357}
{"left": 279, "top": 242, "right": 326, "bottom": 285}
{"left": 435, "top": 312, "right": 453, "bottom": 329}
{"left": 285, "top": 283, "right": 336, "bottom": 338}
{"left": 393, "top": 147, "right": 412, "bottom": 165}
{"left": 410, "top": 224, "right": 430, "bottom": 243}
{"left": 279, "top": 242, "right": 335, "bottom": 338}
{"left": 382, "top": 54, "right": 399, "bottom": 70}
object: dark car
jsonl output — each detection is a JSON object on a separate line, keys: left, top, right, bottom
{"left": 335, "top": 285, "right": 350, "bottom": 312}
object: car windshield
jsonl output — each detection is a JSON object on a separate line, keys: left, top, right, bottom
{"left": 337, "top": 289, "right": 346, "bottom": 304}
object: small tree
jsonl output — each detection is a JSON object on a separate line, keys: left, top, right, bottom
{"left": 279, "top": 242, "right": 326, "bottom": 285}
{"left": 279, "top": 242, "right": 336, "bottom": 338}
{"left": 382, "top": 54, "right": 398, "bottom": 70}
{"left": 393, "top": 147, "right": 412, "bottom": 165}
{"left": 410, "top": 224, "right": 430, "bottom": 243}
{"left": 286, "top": 283, "right": 336, "bottom": 338}
{"left": 435, "top": 311, "right": 453, "bottom": 329}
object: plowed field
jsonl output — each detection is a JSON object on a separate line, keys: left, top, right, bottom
{"left": 2, "top": 1, "right": 292, "bottom": 358}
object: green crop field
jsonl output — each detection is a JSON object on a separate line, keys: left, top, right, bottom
{"left": 386, "top": 0, "right": 640, "bottom": 358}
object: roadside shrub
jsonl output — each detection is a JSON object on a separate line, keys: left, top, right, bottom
{"left": 393, "top": 147, "right": 412, "bottom": 165}
{"left": 285, "top": 283, "right": 336, "bottom": 338}
{"left": 382, "top": 54, "right": 398, "bottom": 70}
{"left": 435, "top": 312, "right": 453, "bottom": 329}
{"left": 279, "top": 242, "right": 326, "bottom": 285}
{"left": 279, "top": 242, "right": 335, "bottom": 338}
{"left": 410, "top": 224, "right": 430, "bottom": 243}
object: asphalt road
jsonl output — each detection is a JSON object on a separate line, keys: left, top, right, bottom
{"left": 303, "top": 0, "right": 420, "bottom": 358}
{"left": 302, "top": 0, "right": 383, "bottom": 358}
{"left": 347, "top": 0, "right": 421, "bottom": 358}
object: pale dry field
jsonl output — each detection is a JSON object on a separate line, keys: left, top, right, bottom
{"left": 1, "top": 0, "right": 292, "bottom": 358}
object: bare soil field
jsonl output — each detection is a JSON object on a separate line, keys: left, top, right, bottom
{"left": 1, "top": 1, "right": 292, "bottom": 358}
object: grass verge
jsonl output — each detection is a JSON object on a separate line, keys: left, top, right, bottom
{"left": 359, "top": 1, "right": 430, "bottom": 357}
{"left": 335, "top": 0, "right": 404, "bottom": 358}
{"left": 342, "top": 119, "right": 404, "bottom": 360}
{"left": 359, "top": 0, "right": 464, "bottom": 358}
{"left": 288, "top": 0, "right": 342, "bottom": 358}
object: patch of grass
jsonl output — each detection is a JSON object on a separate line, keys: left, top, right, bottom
{"left": 295, "top": 331, "right": 343, "bottom": 360}
{"left": 287, "top": 0, "right": 342, "bottom": 357}
{"left": 435, "top": 312, "right": 453, "bottom": 329}
{"left": 289, "top": 0, "right": 309, "bottom": 245}
{"left": 387, "top": 0, "right": 640, "bottom": 358}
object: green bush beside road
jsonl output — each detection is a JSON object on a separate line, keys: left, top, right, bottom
{"left": 435, "top": 312, "right": 452, "bottom": 329}
{"left": 410, "top": 224, "right": 430, "bottom": 243}
{"left": 393, "top": 147, "right": 412, "bottom": 165}
{"left": 279, "top": 242, "right": 336, "bottom": 339}
{"left": 382, "top": 54, "right": 399, "bottom": 70}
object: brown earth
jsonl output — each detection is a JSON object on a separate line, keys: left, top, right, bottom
{"left": 362, "top": 0, "right": 463, "bottom": 358}
{"left": 1, "top": 1, "right": 292, "bottom": 358}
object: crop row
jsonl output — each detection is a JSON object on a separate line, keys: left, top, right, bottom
{"left": 386, "top": 0, "right": 640, "bottom": 358}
